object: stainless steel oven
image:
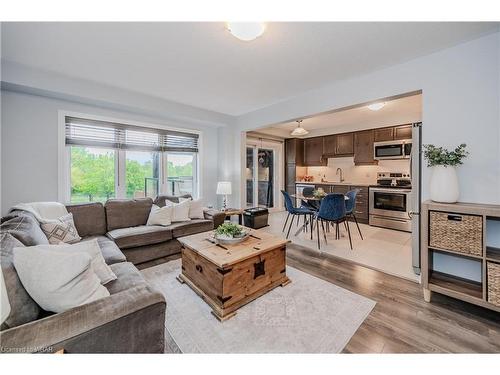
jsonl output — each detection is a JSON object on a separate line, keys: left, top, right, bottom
{"left": 369, "top": 187, "right": 412, "bottom": 232}
{"left": 374, "top": 139, "right": 412, "bottom": 160}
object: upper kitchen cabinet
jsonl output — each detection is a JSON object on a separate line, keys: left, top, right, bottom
{"left": 334, "top": 133, "right": 354, "bottom": 157}
{"left": 374, "top": 127, "right": 394, "bottom": 142}
{"left": 374, "top": 124, "right": 413, "bottom": 142}
{"left": 393, "top": 124, "right": 413, "bottom": 140}
{"left": 354, "top": 130, "right": 378, "bottom": 165}
{"left": 323, "top": 133, "right": 354, "bottom": 158}
{"left": 285, "top": 138, "right": 304, "bottom": 165}
{"left": 304, "top": 137, "right": 327, "bottom": 166}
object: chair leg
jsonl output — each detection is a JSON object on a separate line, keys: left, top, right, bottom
{"left": 310, "top": 214, "right": 314, "bottom": 240}
{"left": 282, "top": 213, "right": 290, "bottom": 232}
{"left": 286, "top": 215, "right": 295, "bottom": 239}
{"left": 321, "top": 220, "right": 327, "bottom": 244}
{"left": 345, "top": 219, "right": 353, "bottom": 250}
{"left": 303, "top": 215, "right": 307, "bottom": 233}
{"left": 316, "top": 217, "right": 320, "bottom": 249}
{"left": 352, "top": 214, "right": 363, "bottom": 240}
{"left": 335, "top": 222, "right": 339, "bottom": 240}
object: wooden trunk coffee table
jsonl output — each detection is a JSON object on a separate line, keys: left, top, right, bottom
{"left": 177, "top": 229, "right": 290, "bottom": 321}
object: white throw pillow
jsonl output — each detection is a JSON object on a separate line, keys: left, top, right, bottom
{"left": 13, "top": 247, "right": 110, "bottom": 313}
{"left": 40, "top": 213, "right": 81, "bottom": 244}
{"left": 34, "top": 240, "right": 117, "bottom": 285}
{"left": 179, "top": 198, "right": 205, "bottom": 219}
{"left": 147, "top": 204, "right": 173, "bottom": 226}
{"left": 165, "top": 200, "right": 191, "bottom": 222}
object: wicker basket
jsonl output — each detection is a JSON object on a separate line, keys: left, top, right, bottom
{"left": 429, "top": 211, "right": 483, "bottom": 256}
{"left": 487, "top": 262, "right": 500, "bottom": 307}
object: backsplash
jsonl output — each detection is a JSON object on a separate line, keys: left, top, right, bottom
{"left": 301, "top": 157, "right": 410, "bottom": 184}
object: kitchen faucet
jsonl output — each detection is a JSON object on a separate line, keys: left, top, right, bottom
{"left": 336, "top": 168, "right": 344, "bottom": 183}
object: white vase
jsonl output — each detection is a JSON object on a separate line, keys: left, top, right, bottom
{"left": 429, "top": 165, "right": 460, "bottom": 203}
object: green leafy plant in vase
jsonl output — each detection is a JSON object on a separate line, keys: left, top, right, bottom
{"left": 423, "top": 143, "right": 468, "bottom": 203}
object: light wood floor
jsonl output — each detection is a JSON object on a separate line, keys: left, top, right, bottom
{"left": 286, "top": 243, "right": 500, "bottom": 353}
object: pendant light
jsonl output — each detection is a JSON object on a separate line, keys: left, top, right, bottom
{"left": 291, "top": 120, "right": 309, "bottom": 136}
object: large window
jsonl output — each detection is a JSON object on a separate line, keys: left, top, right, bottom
{"left": 65, "top": 116, "right": 199, "bottom": 203}
{"left": 165, "top": 152, "right": 196, "bottom": 196}
{"left": 70, "top": 146, "right": 116, "bottom": 203}
{"left": 126, "top": 151, "right": 160, "bottom": 199}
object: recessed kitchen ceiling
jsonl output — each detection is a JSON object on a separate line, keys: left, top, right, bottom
{"left": 254, "top": 94, "right": 422, "bottom": 138}
{"left": 1, "top": 22, "right": 497, "bottom": 115}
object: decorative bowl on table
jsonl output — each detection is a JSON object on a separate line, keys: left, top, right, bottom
{"left": 214, "top": 222, "right": 249, "bottom": 246}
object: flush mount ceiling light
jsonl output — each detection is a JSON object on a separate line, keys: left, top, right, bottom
{"left": 367, "top": 102, "right": 386, "bottom": 111}
{"left": 226, "top": 22, "right": 266, "bottom": 41}
{"left": 291, "top": 120, "right": 309, "bottom": 136}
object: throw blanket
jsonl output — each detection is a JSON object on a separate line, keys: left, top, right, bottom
{"left": 10, "top": 202, "right": 68, "bottom": 223}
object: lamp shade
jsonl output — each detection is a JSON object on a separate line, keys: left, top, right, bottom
{"left": 216, "top": 181, "right": 232, "bottom": 195}
{"left": 1, "top": 267, "right": 10, "bottom": 325}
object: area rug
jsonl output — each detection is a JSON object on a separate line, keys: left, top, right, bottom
{"left": 141, "top": 259, "right": 375, "bottom": 353}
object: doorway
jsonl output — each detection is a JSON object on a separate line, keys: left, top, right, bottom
{"left": 246, "top": 139, "right": 283, "bottom": 211}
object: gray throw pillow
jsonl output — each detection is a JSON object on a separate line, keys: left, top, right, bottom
{"left": 13, "top": 246, "right": 110, "bottom": 313}
{"left": 0, "top": 212, "right": 49, "bottom": 246}
{"left": 0, "top": 232, "right": 41, "bottom": 330}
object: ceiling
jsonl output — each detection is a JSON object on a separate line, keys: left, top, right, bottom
{"left": 253, "top": 94, "right": 422, "bottom": 138}
{"left": 1, "top": 22, "right": 498, "bottom": 115}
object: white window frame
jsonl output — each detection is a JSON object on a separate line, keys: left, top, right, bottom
{"left": 58, "top": 111, "right": 202, "bottom": 203}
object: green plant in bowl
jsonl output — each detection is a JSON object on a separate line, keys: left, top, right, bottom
{"left": 214, "top": 223, "right": 248, "bottom": 245}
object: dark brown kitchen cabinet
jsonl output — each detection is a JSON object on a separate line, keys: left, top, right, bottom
{"left": 322, "top": 135, "right": 336, "bottom": 157}
{"left": 354, "top": 130, "right": 378, "bottom": 165}
{"left": 334, "top": 133, "right": 354, "bottom": 156}
{"left": 323, "top": 133, "right": 354, "bottom": 157}
{"left": 331, "top": 185, "right": 350, "bottom": 194}
{"left": 393, "top": 124, "right": 412, "bottom": 140}
{"left": 286, "top": 164, "right": 297, "bottom": 187}
{"left": 304, "top": 137, "right": 327, "bottom": 166}
{"left": 285, "top": 138, "right": 304, "bottom": 165}
{"left": 374, "top": 127, "right": 394, "bottom": 142}
{"left": 349, "top": 185, "right": 369, "bottom": 223}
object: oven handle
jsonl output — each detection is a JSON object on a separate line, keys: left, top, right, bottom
{"left": 370, "top": 188, "right": 411, "bottom": 194}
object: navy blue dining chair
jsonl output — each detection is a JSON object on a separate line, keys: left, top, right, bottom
{"left": 281, "top": 190, "right": 315, "bottom": 239}
{"left": 345, "top": 189, "right": 363, "bottom": 240}
{"left": 315, "top": 193, "right": 353, "bottom": 250}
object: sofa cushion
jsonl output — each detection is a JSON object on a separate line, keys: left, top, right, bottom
{"left": 105, "top": 262, "right": 147, "bottom": 295}
{"left": 66, "top": 202, "right": 107, "bottom": 237}
{"left": 106, "top": 226, "right": 172, "bottom": 249}
{"left": 122, "top": 240, "right": 182, "bottom": 266}
{"left": 105, "top": 198, "right": 153, "bottom": 231}
{"left": 0, "top": 212, "right": 49, "bottom": 246}
{"left": 154, "top": 194, "right": 192, "bottom": 206}
{"left": 81, "top": 235, "right": 126, "bottom": 265}
{"left": 166, "top": 219, "right": 213, "bottom": 238}
{"left": 0, "top": 232, "right": 41, "bottom": 330}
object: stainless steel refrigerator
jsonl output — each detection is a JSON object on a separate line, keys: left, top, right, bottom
{"left": 410, "top": 122, "right": 422, "bottom": 274}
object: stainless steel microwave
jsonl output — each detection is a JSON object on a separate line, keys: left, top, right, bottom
{"left": 374, "top": 139, "right": 412, "bottom": 160}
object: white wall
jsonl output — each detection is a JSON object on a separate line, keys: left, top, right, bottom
{"left": 0, "top": 90, "right": 220, "bottom": 214}
{"left": 236, "top": 32, "right": 500, "bottom": 207}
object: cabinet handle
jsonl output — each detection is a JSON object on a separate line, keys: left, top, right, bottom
{"left": 195, "top": 265, "right": 203, "bottom": 273}
{"left": 447, "top": 214, "right": 462, "bottom": 222}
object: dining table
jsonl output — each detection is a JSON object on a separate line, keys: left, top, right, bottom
{"left": 289, "top": 193, "right": 349, "bottom": 237}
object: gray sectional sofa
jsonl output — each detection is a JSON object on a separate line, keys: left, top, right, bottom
{"left": 0, "top": 196, "right": 225, "bottom": 353}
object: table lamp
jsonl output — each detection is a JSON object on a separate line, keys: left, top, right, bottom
{"left": 216, "top": 181, "right": 232, "bottom": 211}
